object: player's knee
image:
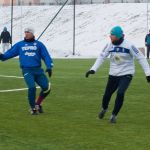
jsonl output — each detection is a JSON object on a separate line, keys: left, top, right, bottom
{"left": 117, "top": 91, "right": 124, "bottom": 95}
{"left": 44, "top": 89, "right": 50, "bottom": 95}
{"left": 43, "top": 87, "right": 51, "bottom": 95}
{"left": 40, "top": 89, "right": 50, "bottom": 98}
{"left": 117, "top": 92, "right": 124, "bottom": 100}
{"left": 41, "top": 83, "right": 51, "bottom": 97}
{"left": 45, "top": 82, "right": 51, "bottom": 91}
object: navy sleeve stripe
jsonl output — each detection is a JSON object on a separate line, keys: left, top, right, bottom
{"left": 131, "top": 45, "right": 139, "bottom": 54}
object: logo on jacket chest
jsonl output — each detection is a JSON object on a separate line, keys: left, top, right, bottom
{"left": 22, "top": 44, "right": 37, "bottom": 51}
{"left": 21, "top": 43, "right": 38, "bottom": 57}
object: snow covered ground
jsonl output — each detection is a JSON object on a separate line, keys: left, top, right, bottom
{"left": 0, "top": 3, "right": 149, "bottom": 58}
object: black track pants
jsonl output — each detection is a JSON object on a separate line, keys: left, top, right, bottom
{"left": 102, "top": 75, "right": 132, "bottom": 116}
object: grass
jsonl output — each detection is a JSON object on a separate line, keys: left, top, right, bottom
{"left": 0, "top": 58, "right": 150, "bottom": 150}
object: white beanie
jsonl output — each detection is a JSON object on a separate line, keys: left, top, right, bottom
{"left": 24, "top": 27, "right": 34, "bottom": 34}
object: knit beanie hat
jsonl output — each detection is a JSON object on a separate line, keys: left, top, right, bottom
{"left": 24, "top": 27, "right": 34, "bottom": 34}
{"left": 110, "top": 26, "right": 123, "bottom": 39}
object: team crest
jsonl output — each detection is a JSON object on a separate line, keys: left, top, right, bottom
{"left": 113, "top": 54, "right": 123, "bottom": 65}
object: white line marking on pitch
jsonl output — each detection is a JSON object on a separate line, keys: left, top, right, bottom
{"left": 0, "top": 75, "right": 23, "bottom": 79}
{"left": 0, "top": 75, "right": 43, "bottom": 93}
{"left": 0, "top": 87, "right": 40, "bottom": 93}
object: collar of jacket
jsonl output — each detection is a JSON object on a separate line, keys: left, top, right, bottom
{"left": 24, "top": 37, "right": 35, "bottom": 42}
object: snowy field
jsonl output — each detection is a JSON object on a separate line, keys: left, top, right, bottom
{"left": 0, "top": 3, "right": 149, "bottom": 58}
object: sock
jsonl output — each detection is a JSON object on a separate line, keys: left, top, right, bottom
{"left": 36, "top": 96, "right": 44, "bottom": 105}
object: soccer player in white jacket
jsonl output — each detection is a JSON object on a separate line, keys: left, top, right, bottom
{"left": 85, "top": 26, "right": 150, "bottom": 123}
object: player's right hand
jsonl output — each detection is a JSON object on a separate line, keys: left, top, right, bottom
{"left": 85, "top": 70, "right": 95, "bottom": 78}
{"left": 46, "top": 69, "right": 52, "bottom": 78}
{"left": 0, "top": 53, "right": 3, "bottom": 60}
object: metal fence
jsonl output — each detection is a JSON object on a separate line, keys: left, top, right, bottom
{"left": 1, "top": 0, "right": 150, "bottom": 6}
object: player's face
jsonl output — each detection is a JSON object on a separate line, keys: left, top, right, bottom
{"left": 24, "top": 31, "right": 34, "bottom": 39}
{"left": 110, "top": 35, "right": 120, "bottom": 43}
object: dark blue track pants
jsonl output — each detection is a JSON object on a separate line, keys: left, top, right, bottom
{"left": 22, "top": 68, "right": 49, "bottom": 109}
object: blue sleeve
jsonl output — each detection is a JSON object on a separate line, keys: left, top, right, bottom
{"left": 40, "top": 42, "right": 53, "bottom": 69}
{"left": 1, "top": 43, "right": 19, "bottom": 61}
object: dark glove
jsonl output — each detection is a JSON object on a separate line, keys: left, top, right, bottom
{"left": 85, "top": 70, "right": 95, "bottom": 78}
{"left": 46, "top": 69, "right": 52, "bottom": 77}
{"left": 146, "top": 76, "right": 150, "bottom": 82}
{"left": 0, "top": 53, "right": 4, "bottom": 60}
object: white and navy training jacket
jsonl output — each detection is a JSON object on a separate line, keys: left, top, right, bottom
{"left": 90, "top": 39, "right": 150, "bottom": 76}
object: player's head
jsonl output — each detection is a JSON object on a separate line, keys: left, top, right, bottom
{"left": 3, "top": 27, "right": 7, "bottom": 31}
{"left": 110, "top": 26, "right": 124, "bottom": 45}
{"left": 24, "top": 27, "right": 34, "bottom": 40}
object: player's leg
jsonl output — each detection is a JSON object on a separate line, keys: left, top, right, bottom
{"left": 99, "top": 75, "right": 119, "bottom": 119}
{"left": 111, "top": 75, "right": 132, "bottom": 123}
{"left": 23, "top": 72, "right": 37, "bottom": 114}
{"left": 35, "top": 73, "right": 50, "bottom": 113}
{"left": 147, "top": 46, "right": 150, "bottom": 59}
{"left": 5, "top": 43, "right": 10, "bottom": 51}
{"left": 2, "top": 43, "right": 5, "bottom": 53}
{"left": 148, "top": 46, "right": 150, "bottom": 59}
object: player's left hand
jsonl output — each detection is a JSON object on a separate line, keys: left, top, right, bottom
{"left": 85, "top": 70, "right": 95, "bottom": 78}
{"left": 146, "top": 76, "right": 150, "bottom": 82}
{"left": 46, "top": 69, "right": 52, "bottom": 77}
